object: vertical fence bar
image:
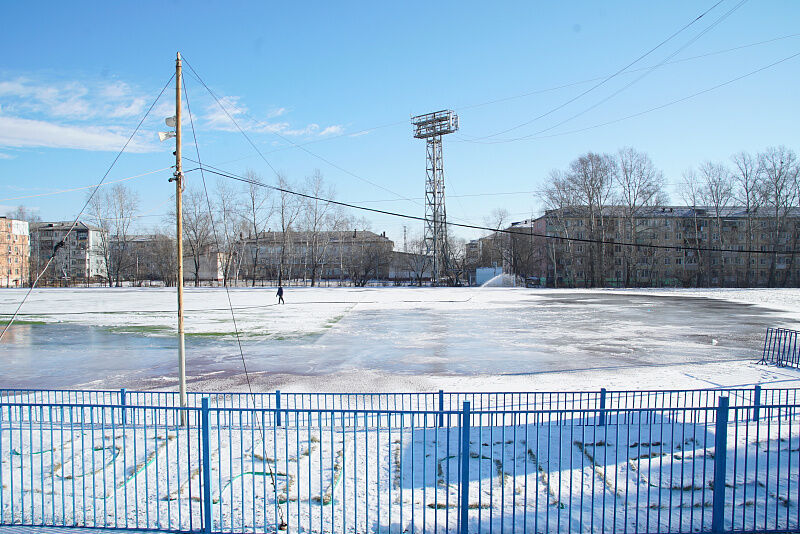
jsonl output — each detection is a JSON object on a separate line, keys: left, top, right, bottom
{"left": 438, "top": 389, "right": 445, "bottom": 427}
{"left": 275, "top": 390, "right": 282, "bottom": 427}
{"left": 201, "top": 398, "right": 212, "bottom": 534}
{"left": 761, "top": 328, "right": 772, "bottom": 363}
{"left": 753, "top": 385, "right": 761, "bottom": 422}
{"left": 120, "top": 388, "right": 127, "bottom": 426}
{"left": 459, "top": 401, "right": 471, "bottom": 534}
{"left": 712, "top": 396, "right": 729, "bottom": 534}
{"left": 599, "top": 388, "right": 607, "bottom": 427}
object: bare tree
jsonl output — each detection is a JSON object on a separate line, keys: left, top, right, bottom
{"left": 344, "top": 234, "right": 392, "bottom": 287}
{"left": 679, "top": 169, "right": 707, "bottom": 287}
{"left": 241, "top": 170, "right": 273, "bottom": 286}
{"left": 617, "top": 147, "right": 666, "bottom": 286}
{"left": 87, "top": 184, "right": 139, "bottom": 287}
{"left": 540, "top": 169, "right": 578, "bottom": 288}
{"left": 144, "top": 226, "right": 177, "bottom": 286}
{"left": 275, "top": 174, "right": 302, "bottom": 286}
{"left": 214, "top": 180, "right": 245, "bottom": 286}
{"left": 566, "top": 152, "right": 617, "bottom": 287}
{"left": 759, "top": 146, "right": 799, "bottom": 287}
{"left": 5, "top": 205, "right": 41, "bottom": 222}
{"left": 698, "top": 161, "right": 734, "bottom": 286}
{"left": 181, "top": 188, "right": 214, "bottom": 286}
{"left": 731, "top": 151, "right": 763, "bottom": 286}
{"left": 301, "top": 170, "right": 336, "bottom": 286}
{"left": 403, "top": 233, "right": 430, "bottom": 286}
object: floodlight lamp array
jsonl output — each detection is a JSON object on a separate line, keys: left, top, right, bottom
{"left": 411, "top": 110, "right": 459, "bottom": 139}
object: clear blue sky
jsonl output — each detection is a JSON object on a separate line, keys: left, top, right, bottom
{"left": 1, "top": 1, "right": 798, "bottom": 245}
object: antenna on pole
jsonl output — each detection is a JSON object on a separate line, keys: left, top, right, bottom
{"left": 411, "top": 110, "right": 458, "bottom": 285}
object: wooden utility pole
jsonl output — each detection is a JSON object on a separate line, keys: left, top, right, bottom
{"left": 174, "top": 52, "right": 187, "bottom": 417}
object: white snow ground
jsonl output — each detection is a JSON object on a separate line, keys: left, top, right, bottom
{"left": 1, "top": 287, "right": 800, "bottom": 392}
{"left": 1, "top": 401, "right": 796, "bottom": 533}
{"left": 2, "top": 287, "right": 800, "bottom": 532}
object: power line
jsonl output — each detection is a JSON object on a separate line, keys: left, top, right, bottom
{"left": 182, "top": 74, "right": 287, "bottom": 529}
{"left": 164, "top": 31, "right": 800, "bottom": 170}
{"left": 454, "top": 32, "right": 800, "bottom": 113}
{"left": 465, "top": 49, "right": 800, "bottom": 144}
{"left": 0, "top": 73, "right": 176, "bottom": 341}
{"left": 467, "top": 0, "right": 749, "bottom": 143}
{"left": 465, "top": 0, "right": 729, "bottom": 141}
{"left": 0, "top": 167, "right": 173, "bottom": 203}
{"left": 180, "top": 57, "right": 423, "bottom": 209}
{"left": 199, "top": 163, "right": 797, "bottom": 256}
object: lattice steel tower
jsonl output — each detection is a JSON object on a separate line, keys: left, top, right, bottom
{"left": 411, "top": 110, "right": 459, "bottom": 285}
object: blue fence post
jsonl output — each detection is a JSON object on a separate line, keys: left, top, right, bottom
{"left": 201, "top": 397, "right": 212, "bottom": 534}
{"left": 761, "top": 328, "right": 772, "bottom": 364}
{"left": 599, "top": 388, "right": 607, "bottom": 427}
{"left": 120, "top": 388, "right": 127, "bottom": 426}
{"left": 438, "top": 389, "right": 445, "bottom": 427}
{"left": 752, "top": 385, "right": 761, "bottom": 422}
{"left": 275, "top": 390, "right": 282, "bottom": 427}
{"left": 711, "top": 396, "right": 729, "bottom": 534}
{"left": 459, "top": 401, "right": 471, "bottom": 534}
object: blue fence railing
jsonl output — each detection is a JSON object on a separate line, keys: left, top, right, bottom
{"left": 761, "top": 327, "right": 800, "bottom": 368}
{"left": 2, "top": 385, "right": 797, "bottom": 417}
{"left": 1, "top": 391, "right": 799, "bottom": 533}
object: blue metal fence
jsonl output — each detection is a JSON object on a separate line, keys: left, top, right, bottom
{"left": 3, "top": 386, "right": 799, "bottom": 417}
{"left": 1, "top": 390, "right": 799, "bottom": 533}
{"left": 761, "top": 327, "right": 800, "bottom": 368}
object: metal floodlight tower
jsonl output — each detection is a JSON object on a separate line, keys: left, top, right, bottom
{"left": 411, "top": 110, "right": 459, "bottom": 285}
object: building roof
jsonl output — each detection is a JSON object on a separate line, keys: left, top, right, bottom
{"left": 244, "top": 230, "right": 394, "bottom": 245}
{"left": 543, "top": 205, "right": 800, "bottom": 219}
{"left": 30, "top": 221, "right": 105, "bottom": 232}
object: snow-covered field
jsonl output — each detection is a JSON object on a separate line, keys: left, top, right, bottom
{"left": 3, "top": 287, "right": 800, "bottom": 532}
{"left": 1, "top": 286, "right": 800, "bottom": 391}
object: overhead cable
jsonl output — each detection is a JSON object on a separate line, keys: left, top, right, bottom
{"left": 199, "top": 163, "right": 798, "bottom": 256}
{"left": 465, "top": 49, "right": 800, "bottom": 144}
{"left": 468, "top": 0, "right": 750, "bottom": 143}
{"left": 465, "top": 0, "right": 730, "bottom": 141}
{"left": 0, "top": 73, "right": 176, "bottom": 342}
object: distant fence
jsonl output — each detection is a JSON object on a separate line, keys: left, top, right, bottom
{"left": 1, "top": 388, "right": 799, "bottom": 533}
{"left": 761, "top": 327, "right": 800, "bottom": 368}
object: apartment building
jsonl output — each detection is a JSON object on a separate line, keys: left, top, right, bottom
{"left": 239, "top": 230, "right": 394, "bottom": 284}
{"left": 540, "top": 206, "right": 800, "bottom": 288}
{"left": 0, "top": 217, "right": 30, "bottom": 287}
{"left": 30, "top": 222, "right": 107, "bottom": 285}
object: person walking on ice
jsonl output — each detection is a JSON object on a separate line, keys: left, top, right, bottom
{"left": 276, "top": 286, "right": 284, "bottom": 304}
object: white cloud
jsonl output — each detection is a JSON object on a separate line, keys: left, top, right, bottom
{"left": 109, "top": 97, "right": 147, "bottom": 118}
{"left": 1, "top": 74, "right": 349, "bottom": 150}
{"left": 201, "top": 94, "right": 344, "bottom": 138}
{"left": 204, "top": 95, "right": 248, "bottom": 131}
{"left": 0, "top": 77, "right": 155, "bottom": 122}
{"left": 267, "top": 107, "right": 288, "bottom": 118}
{"left": 0, "top": 116, "right": 156, "bottom": 153}
{"left": 319, "top": 125, "right": 344, "bottom": 136}
{"left": 284, "top": 123, "right": 320, "bottom": 136}
{"left": 0, "top": 152, "right": 14, "bottom": 159}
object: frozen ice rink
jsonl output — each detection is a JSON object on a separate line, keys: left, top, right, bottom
{"left": 1, "top": 287, "right": 799, "bottom": 392}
